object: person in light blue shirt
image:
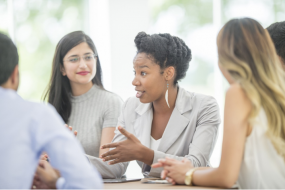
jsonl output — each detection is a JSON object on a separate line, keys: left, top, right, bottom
{"left": 0, "top": 33, "right": 103, "bottom": 189}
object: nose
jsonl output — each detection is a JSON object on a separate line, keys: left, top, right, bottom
{"left": 132, "top": 75, "right": 140, "bottom": 86}
{"left": 79, "top": 58, "right": 87, "bottom": 69}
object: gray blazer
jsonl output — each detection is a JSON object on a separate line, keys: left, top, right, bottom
{"left": 89, "top": 87, "right": 220, "bottom": 178}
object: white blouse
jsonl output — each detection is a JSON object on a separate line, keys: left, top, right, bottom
{"left": 237, "top": 109, "right": 285, "bottom": 188}
{"left": 150, "top": 136, "right": 161, "bottom": 151}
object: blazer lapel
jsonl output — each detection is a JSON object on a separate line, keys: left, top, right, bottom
{"left": 158, "top": 87, "right": 193, "bottom": 153}
{"left": 157, "top": 107, "right": 189, "bottom": 153}
{"left": 133, "top": 102, "right": 153, "bottom": 148}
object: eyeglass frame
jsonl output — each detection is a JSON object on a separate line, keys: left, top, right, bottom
{"left": 63, "top": 53, "right": 97, "bottom": 64}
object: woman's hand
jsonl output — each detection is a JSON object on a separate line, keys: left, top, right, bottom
{"left": 152, "top": 157, "right": 194, "bottom": 185}
{"left": 100, "top": 126, "right": 154, "bottom": 165}
{"left": 65, "top": 124, "right": 77, "bottom": 136}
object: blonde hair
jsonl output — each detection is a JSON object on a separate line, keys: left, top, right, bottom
{"left": 217, "top": 18, "right": 285, "bottom": 160}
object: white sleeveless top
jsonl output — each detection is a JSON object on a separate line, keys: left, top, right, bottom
{"left": 150, "top": 136, "right": 161, "bottom": 151}
{"left": 237, "top": 109, "right": 285, "bottom": 188}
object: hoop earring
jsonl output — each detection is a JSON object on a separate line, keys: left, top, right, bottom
{"left": 165, "top": 82, "right": 170, "bottom": 108}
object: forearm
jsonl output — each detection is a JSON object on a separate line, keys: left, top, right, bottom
{"left": 192, "top": 167, "right": 234, "bottom": 188}
{"left": 99, "top": 127, "right": 116, "bottom": 156}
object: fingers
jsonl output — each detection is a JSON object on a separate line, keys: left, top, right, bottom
{"left": 158, "top": 158, "right": 177, "bottom": 166}
{"left": 181, "top": 158, "right": 191, "bottom": 165}
{"left": 108, "top": 158, "right": 122, "bottom": 165}
{"left": 40, "top": 154, "right": 48, "bottom": 161}
{"left": 166, "top": 177, "right": 176, "bottom": 185}
{"left": 165, "top": 157, "right": 176, "bottom": 161}
{"left": 65, "top": 124, "right": 78, "bottom": 137}
{"left": 65, "top": 124, "right": 73, "bottom": 132}
{"left": 100, "top": 149, "right": 118, "bottom": 159}
{"left": 164, "top": 165, "right": 173, "bottom": 172}
{"left": 101, "top": 142, "right": 119, "bottom": 149}
{"left": 38, "top": 159, "right": 52, "bottom": 170}
{"left": 151, "top": 162, "right": 164, "bottom": 168}
{"left": 33, "top": 176, "right": 46, "bottom": 189}
{"left": 102, "top": 153, "right": 120, "bottom": 162}
{"left": 160, "top": 169, "right": 169, "bottom": 179}
{"left": 38, "top": 160, "right": 46, "bottom": 168}
{"left": 118, "top": 126, "right": 132, "bottom": 139}
{"left": 181, "top": 158, "right": 187, "bottom": 163}
{"left": 36, "top": 164, "right": 46, "bottom": 176}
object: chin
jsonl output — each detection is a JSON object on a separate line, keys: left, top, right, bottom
{"left": 138, "top": 97, "right": 152, "bottom": 104}
{"left": 77, "top": 79, "right": 92, "bottom": 85}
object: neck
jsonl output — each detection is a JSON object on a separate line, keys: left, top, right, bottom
{"left": 152, "top": 85, "right": 178, "bottom": 114}
{"left": 1, "top": 80, "right": 17, "bottom": 91}
{"left": 70, "top": 81, "right": 93, "bottom": 96}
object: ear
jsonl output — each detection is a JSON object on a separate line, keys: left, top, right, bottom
{"left": 10, "top": 65, "right": 19, "bottom": 84}
{"left": 278, "top": 56, "right": 285, "bottom": 68}
{"left": 163, "top": 66, "right": 175, "bottom": 81}
{"left": 60, "top": 65, "right": 67, "bottom": 76}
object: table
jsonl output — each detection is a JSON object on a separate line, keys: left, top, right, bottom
{"left": 104, "top": 180, "right": 221, "bottom": 189}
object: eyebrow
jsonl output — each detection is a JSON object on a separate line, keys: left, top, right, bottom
{"left": 138, "top": 65, "right": 149, "bottom": 69}
{"left": 67, "top": 52, "right": 93, "bottom": 58}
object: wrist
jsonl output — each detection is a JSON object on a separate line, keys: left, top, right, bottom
{"left": 185, "top": 168, "right": 198, "bottom": 186}
{"left": 47, "top": 176, "right": 60, "bottom": 189}
{"left": 138, "top": 145, "right": 154, "bottom": 165}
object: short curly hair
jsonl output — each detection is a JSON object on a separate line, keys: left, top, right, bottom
{"left": 267, "top": 21, "right": 285, "bottom": 63}
{"left": 134, "top": 32, "right": 192, "bottom": 84}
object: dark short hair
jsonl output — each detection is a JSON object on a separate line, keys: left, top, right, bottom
{"left": 266, "top": 21, "right": 285, "bottom": 63}
{"left": 134, "top": 32, "right": 192, "bottom": 85}
{"left": 0, "top": 33, "right": 19, "bottom": 85}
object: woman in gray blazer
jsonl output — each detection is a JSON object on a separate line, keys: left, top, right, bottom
{"left": 92, "top": 32, "right": 220, "bottom": 178}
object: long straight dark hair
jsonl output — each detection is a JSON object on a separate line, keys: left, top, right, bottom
{"left": 43, "top": 31, "right": 104, "bottom": 123}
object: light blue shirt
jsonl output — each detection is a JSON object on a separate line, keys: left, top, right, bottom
{"left": 0, "top": 87, "right": 103, "bottom": 189}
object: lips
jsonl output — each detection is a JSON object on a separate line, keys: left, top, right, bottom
{"left": 77, "top": 71, "right": 90, "bottom": 75}
{"left": 136, "top": 91, "right": 145, "bottom": 98}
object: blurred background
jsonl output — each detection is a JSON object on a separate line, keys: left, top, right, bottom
{"left": 0, "top": 0, "right": 284, "bottom": 178}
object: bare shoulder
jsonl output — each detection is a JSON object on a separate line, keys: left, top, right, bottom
{"left": 225, "top": 83, "right": 251, "bottom": 117}
{"left": 226, "top": 83, "right": 243, "bottom": 95}
{"left": 226, "top": 84, "right": 249, "bottom": 102}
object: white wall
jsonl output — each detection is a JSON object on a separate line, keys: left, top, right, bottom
{"left": 89, "top": 0, "right": 149, "bottom": 100}
{"left": 109, "top": 0, "right": 149, "bottom": 100}
{"left": 89, "top": 0, "right": 149, "bottom": 178}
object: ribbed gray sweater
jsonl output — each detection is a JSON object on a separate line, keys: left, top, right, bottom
{"left": 68, "top": 85, "right": 123, "bottom": 158}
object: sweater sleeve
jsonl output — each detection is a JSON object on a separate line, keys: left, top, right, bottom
{"left": 85, "top": 98, "right": 131, "bottom": 178}
{"left": 103, "top": 93, "right": 123, "bottom": 128}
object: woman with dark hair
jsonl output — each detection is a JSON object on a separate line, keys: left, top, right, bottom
{"left": 92, "top": 32, "right": 220, "bottom": 179}
{"left": 153, "top": 18, "right": 285, "bottom": 188}
{"left": 44, "top": 31, "right": 123, "bottom": 159}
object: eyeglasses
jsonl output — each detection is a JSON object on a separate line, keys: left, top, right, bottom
{"left": 64, "top": 54, "right": 96, "bottom": 64}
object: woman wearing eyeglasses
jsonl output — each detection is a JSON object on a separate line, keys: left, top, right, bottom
{"left": 43, "top": 31, "right": 123, "bottom": 159}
